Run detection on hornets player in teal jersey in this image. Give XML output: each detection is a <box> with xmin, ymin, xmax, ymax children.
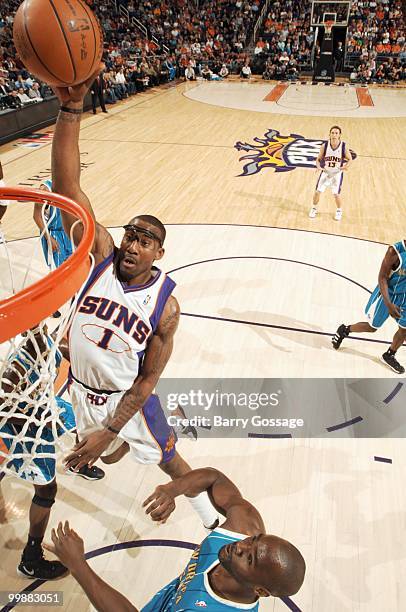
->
<box><xmin>33</xmin><ymin>179</ymin><xmax>73</xmax><ymax>318</ymax></box>
<box><xmin>33</xmin><ymin>178</ymin><xmax>73</xmax><ymax>269</ymax></box>
<box><xmin>45</xmin><ymin>468</ymin><xmax>306</xmax><ymax>610</ymax></box>
<box><xmin>332</xmin><ymin>240</ymin><xmax>406</xmax><ymax>373</ymax></box>
<box><xmin>0</xmin><ymin>325</ymin><xmax>74</xmax><ymax>580</ymax></box>
<box><xmin>0</xmin><ymin>325</ymin><xmax>104</xmax><ymax>580</ymax></box>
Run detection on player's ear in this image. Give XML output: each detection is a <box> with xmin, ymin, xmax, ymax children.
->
<box><xmin>154</xmin><ymin>246</ymin><xmax>165</xmax><ymax>261</ymax></box>
<box><xmin>254</xmin><ymin>586</ymin><xmax>271</xmax><ymax>598</ymax></box>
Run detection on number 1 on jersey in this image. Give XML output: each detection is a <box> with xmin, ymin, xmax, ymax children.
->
<box><xmin>98</xmin><ymin>328</ymin><xmax>114</xmax><ymax>350</ymax></box>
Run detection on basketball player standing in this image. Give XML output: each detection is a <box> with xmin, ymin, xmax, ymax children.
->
<box><xmin>49</xmin><ymin>70</ymin><xmax>218</xmax><ymax>530</ymax></box>
<box><xmin>309</xmin><ymin>126</ymin><xmax>352</xmax><ymax>221</ymax></box>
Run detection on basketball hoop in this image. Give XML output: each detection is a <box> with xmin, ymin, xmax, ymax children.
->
<box><xmin>324</xmin><ymin>20</ymin><xmax>334</xmax><ymax>35</ymax></box>
<box><xmin>0</xmin><ymin>187</ymin><xmax>95</xmax><ymax>481</ymax></box>
<box><xmin>0</xmin><ymin>187</ymin><xmax>95</xmax><ymax>343</ymax></box>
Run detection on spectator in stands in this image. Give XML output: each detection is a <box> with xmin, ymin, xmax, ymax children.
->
<box><xmin>219</xmin><ymin>63</ymin><xmax>229</xmax><ymax>78</ymax></box>
<box><xmin>27</xmin><ymin>82</ymin><xmax>43</xmax><ymax>101</ymax></box>
<box><xmin>240</xmin><ymin>59</ymin><xmax>252</xmax><ymax>79</ymax></box>
<box><xmin>8</xmin><ymin>90</ymin><xmax>22</xmax><ymax>109</ymax></box>
<box><xmin>184</xmin><ymin>62</ymin><xmax>196</xmax><ymax>81</ymax></box>
<box><xmin>162</xmin><ymin>56</ymin><xmax>176</xmax><ymax>81</ymax></box>
<box><xmin>114</xmin><ymin>68</ymin><xmax>128</xmax><ymax>97</ymax></box>
<box><xmin>201</xmin><ymin>64</ymin><xmax>211</xmax><ymax>80</ymax></box>
<box><xmin>16</xmin><ymin>86</ymin><xmax>33</xmax><ymax>105</ymax></box>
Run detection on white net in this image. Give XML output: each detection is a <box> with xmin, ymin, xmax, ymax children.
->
<box><xmin>0</xmin><ymin>195</ymin><xmax>93</xmax><ymax>482</ymax></box>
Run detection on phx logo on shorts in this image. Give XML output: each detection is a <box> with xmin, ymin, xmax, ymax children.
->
<box><xmin>235</xmin><ymin>128</ymin><xmax>357</xmax><ymax>176</ymax></box>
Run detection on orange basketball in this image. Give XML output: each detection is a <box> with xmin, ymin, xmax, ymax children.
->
<box><xmin>13</xmin><ymin>0</ymin><xmax>104</xmax><ymax>87</ymax></box>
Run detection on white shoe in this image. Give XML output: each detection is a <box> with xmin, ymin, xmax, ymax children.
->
<box><xmin>334</xmin><ymin>208</ymin><xmax>343</xmax><ymax>221</ymax></box>
<box><xmin>309</xmin><ymin>207</ymin><xmax>318</xmax><ymax>219</ymax></box>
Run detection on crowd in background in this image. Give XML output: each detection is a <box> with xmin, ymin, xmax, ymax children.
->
<box><xmin>346</xmin><ymin>0</ymin><xmax>405</xmax><ymax>82</ymax></box>
<box><xmin>254</xmin><ymin>0</ymin><xmax>314</xmax><ymax>79</ymax></box>
<box><xmin>0</xmin><ymin>0</ymin><xmax>404</xmax><ymax>112</ymax></box>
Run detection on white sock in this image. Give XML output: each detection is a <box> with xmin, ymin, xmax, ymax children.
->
<box><xmin>187</xmin><ymin>492</ymin><xmax>219</xmax><ymax>528</ymax></box>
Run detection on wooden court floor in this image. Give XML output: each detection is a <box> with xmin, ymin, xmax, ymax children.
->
<box><xmin>1</xmin><ymin>81</ymin><xmax>406</xmax><ymax>611</ymax></box>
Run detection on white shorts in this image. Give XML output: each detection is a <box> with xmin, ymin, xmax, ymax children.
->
<box><xmin>316</xmin><ymin>170</ymin><xmax>343</xmax><ymax>195</ymax></box>
<box><xmin>69</xmin><ymin>379</ymin><xmax>176</xmax><ymax>465</ymax></box>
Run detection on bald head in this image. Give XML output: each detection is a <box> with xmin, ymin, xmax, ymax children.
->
<box><xmin>218</xmin><ymin>533</ymin><xmax>305</xmax><ymax>599</ymax></box>
<box><xmin>258</xmin><ymin>535</ymin><xmax>305</xmax><ymax>597</ymax></box>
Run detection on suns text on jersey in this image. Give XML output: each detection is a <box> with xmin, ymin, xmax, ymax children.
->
<box><xmin>78</xmin><ymin>296</ymin><xmax>151</xmax><ymax>344</ymax></box>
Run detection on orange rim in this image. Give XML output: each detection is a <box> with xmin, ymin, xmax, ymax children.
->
<box><xmin>0</xmin><ymin>187</ymin><xmax>95</xmax><ymax>343</ymax></box>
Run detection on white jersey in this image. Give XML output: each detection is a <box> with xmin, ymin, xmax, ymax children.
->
<box><xmin>68</xmin><ymin>249</ymin><xmax>176</xmax><ymax>391</ymax></box>
<box><xmin>322</xmin><ymin>140</ymin><xmax>345</xmax><ymax>175</ymax></box>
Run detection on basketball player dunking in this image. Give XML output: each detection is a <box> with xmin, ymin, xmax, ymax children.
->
<box><xmin>45</xmin><ymin>468</ymin><xmax>306</xmax><ymax>610</ymax></box>
<box><xmin>309</xmin><ymin>126</ymin><xmax>352</xmax><ymax>221</ymax></box>
<box><xmin>49</xmin><ymin>70</ymin><xmax>218</xmax><ymax>530</ymax></box>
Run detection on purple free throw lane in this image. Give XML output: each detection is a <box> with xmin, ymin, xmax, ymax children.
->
<box><xmin>374</xmin><ymin>456</ymin><xmax>393</xmax><ymax>464</ymax></box>
<box><xmin>383</xmin><ymin>382</ymin><xmax>403</xmax><ymax>404</ymax></box>
<box><xmin>248</xmin><ymin>433</ymin><xmax>293</xmax><ymax>439</ymax></box>
<box><xmin>326</xmin><ymin>416</ymin><xmax>363</xmax><ymax>432</ymax></box>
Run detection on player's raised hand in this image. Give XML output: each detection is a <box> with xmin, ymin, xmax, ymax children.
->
<box><xmin>52</xmin><ymin>63</ymin><xmax>105</xmax><ymax>106</ymax></box>
<box><xmin>143</xmin><ymin>484</ymin><xmax>176</xmax><ymax>523</ymax></box>
<box><xmin>43</xmin><ymin>521</ymin><xmax>85</xmax><ymax>571</ymax></box>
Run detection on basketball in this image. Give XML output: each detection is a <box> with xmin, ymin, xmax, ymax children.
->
<box><xmin>12</xmin><ymin>0</ymin><xmax>103</xmax><ymax>87</ymax></box>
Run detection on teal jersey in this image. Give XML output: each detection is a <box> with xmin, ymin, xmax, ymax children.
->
<box><xmin>389</xmin><ymin>240</ymin><xmax>406</xmax><ymax>295</ymax></box>
<box><xmin>142</xmin><ymin>528</ymin><xmax>259</xmax><ymax>611</ymax></box>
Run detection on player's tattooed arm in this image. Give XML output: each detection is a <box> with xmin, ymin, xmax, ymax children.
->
<box><xmin>51</xmin><ymin>65</ymin><xmax>114</xmax><ymax>264</ymax></box>
<box><xmin>108</xmin><ymin>296</ymin><xmax>180</xmax><ymax>432</ymax></box>
<box><xmin>378</xmin><ymin>246</ymin><xmax>402</xmax><ymax>318</ymax></box>
<box><xmin>144</xmin><ymin>468</ymin><xmax>265</xmax><ymax>535</ymax></box>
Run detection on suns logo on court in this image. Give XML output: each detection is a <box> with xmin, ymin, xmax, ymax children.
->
<box><xmin>235</xmin><ymin>129</ymin><xmax>357</xmax><ymax>176</ymax></box>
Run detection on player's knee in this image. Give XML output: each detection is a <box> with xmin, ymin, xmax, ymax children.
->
<box><xmin>32</xmin><ymin>481</ymin><xmax>57</xmax><ymax>508</ymax></box>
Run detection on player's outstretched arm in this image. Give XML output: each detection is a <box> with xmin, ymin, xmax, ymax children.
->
<box><xmin>378</xmin><ymin>246</ymin><xmax>401</xmax><ymax>318</ymax></box>
<box><xmin>51</xmin><ymin>68</ymin><xmax>114</xmax><ymax>261</ymax></box>
<box><xmin>44</xmin><ymin>522</ymin><xmax>138</xmax><ymax>612</ymax></box>
<box><xmin>144</xmin><ymin>467</ymin><xmax>265</xmax><ymax>536</ymax></box>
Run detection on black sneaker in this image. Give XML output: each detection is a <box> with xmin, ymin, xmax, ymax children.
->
<box><xmin>17</xmin><ymin>554</ymin><xmax>68</xmax><ymax>580</ymax></box>
<box><xmin>67</xmin><ymin>464</ymin><xmax>105</xmax><ymax>480</ymax></box>
<box><xmin>381</xmin><ymin>351</ymin><xmax>405</xmax><ymax>374</ymax></box>
<box><xmin>332</xmin><ymin>324</ymin><xmax>349</xmax><ymax>350</ymax></box>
